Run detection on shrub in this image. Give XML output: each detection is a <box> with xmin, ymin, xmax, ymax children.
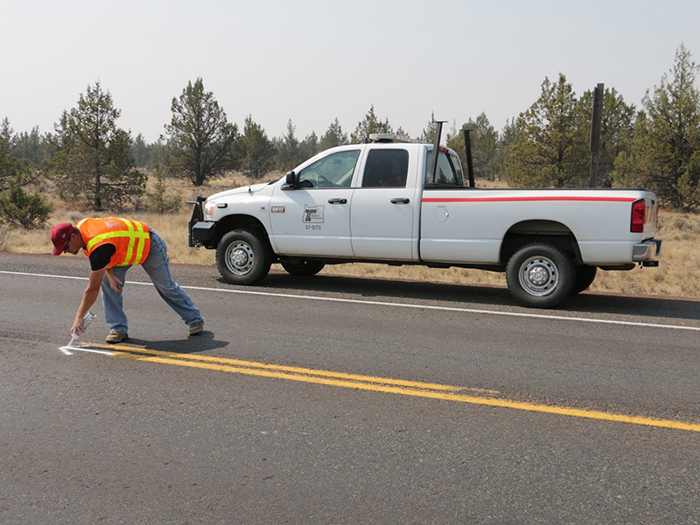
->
<box><xmin>146</xmin><ymin>169</ymin><xmax>181</xmax><ymax>214</ymax></box>
<box><xmin>0</xmin><ymin>175</ymin><xmax>53</xmax><ymax>228</ymax></box>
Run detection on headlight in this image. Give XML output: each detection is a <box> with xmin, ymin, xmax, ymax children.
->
<box><xmin>204</xmin><ymin>202</ymin><xmax>216</xmax><ymax>220</ymax></box>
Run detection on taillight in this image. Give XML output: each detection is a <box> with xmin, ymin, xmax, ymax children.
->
<box><xmin>631</xmin><ymin>199</ymin><xmax>645</xmax><ymax>233</ymax></box>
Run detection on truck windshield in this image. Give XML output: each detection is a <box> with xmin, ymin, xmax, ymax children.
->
<box><xmin>425</xmin><ymin>150</ymin><xmax>465</xmax><ymax>187</ymax></box>
<box><xmin>298</xmin><ymin>150</ymin><xmax>360</xmax><ymax>188</ymax></box>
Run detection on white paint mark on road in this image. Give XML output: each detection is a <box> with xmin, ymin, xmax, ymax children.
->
<box><xmin>58</xmin><ymin>344</ymin><xmax>114</xmax><ymax>356</ymax></box>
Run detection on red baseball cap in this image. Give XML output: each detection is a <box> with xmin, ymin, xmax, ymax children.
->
<box><xmin>51</xmin><ymin>222</ymin><xmax>74</xmax><ymax>255</ymax></box>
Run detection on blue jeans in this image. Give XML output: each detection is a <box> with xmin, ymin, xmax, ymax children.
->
<box><xmin>101</xmin><ymin>229</ymin><xmax>202</xmax><ymax>334</ymax></box>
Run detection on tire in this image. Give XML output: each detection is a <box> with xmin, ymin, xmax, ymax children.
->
<box><xmin>216</xmin><ymin>229</ymin><xmax>272</xmax><ymax>285</ymax></box>
<box><xmin>571</xmin><ymin>265</ymin><xmax>597</xmax><ymax>295</ymax></box>
<box><xmin>506</xmin><ymin>243</ymin><xmax>574</xmax><ymax>308</ymax></box>
<box><xmin>281</xmin><ymin>260</ymin><xmax>325</xmax><ymax>277</ymax></box>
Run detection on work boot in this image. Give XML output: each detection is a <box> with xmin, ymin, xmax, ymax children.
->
<box><xmin>105</xmin><ymin>330</ymin><xmax>128</xmax><ymax>344</ymax></box>
<box><xmin>189</xmin><ymin>320</ymin><xmax>204</xmax><ymax>336</ymax></box>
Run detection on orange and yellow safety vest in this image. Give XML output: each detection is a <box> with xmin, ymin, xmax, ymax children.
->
<box><xmin>76</xmin><ymin>218</ymin><xmax>151</xmax><ymax>268</ymax></box>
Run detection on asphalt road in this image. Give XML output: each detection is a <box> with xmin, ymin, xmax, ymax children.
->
<box><xmin>1</xmin><ymin>252</ymin><xmax>699</xmax><ymax>524</ymax></box>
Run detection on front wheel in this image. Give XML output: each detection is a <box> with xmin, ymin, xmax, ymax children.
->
<box><xmin>216</xmin><ymin>229</ymin><xmax>272</xmax><ymax>285</ymax></box>
<box><xmin>506</xmin><ymin>243</ymin><xmax>574</xmax><ymax>308</ymax></box>
<box><xmin>281</xmin><ymin>260</ymin><xmax>325</xmax><ymax>277</ymax></box>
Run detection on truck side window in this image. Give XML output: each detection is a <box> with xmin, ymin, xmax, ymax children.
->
<box><xmin>361</xmin><ymin>149</ymin><xmax>409</xmax><ymax>188</ymax></box>
<box><xmin>298</xmin><ymin>150</ymin><xmax>360</xmax><ymax>188</ymax></box>
<box><xmin>425</xmin><ymin>151</ymin><xmax>465</xmax><ymax>187</ymax></box>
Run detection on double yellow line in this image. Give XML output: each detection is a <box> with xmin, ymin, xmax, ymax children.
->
<box><xmin>92</xmin><ymin>343</ymin><xmax>700</xmax><ymax>433</ymax></box>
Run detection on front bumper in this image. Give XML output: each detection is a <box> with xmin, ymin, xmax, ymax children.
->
<box><xmin>188</xmin><ymin>197</ymin><xmax>215</xmax><ymax>247</ymax></box>
<box><xmin>633</xmin><ymin>239</ymin><xmax>662</xmax><ymax>265</ymax></box>
<box><xmin>190</xmin><ymin>221</ymin><xmax>216</xmax><ymax>246</ymax></box>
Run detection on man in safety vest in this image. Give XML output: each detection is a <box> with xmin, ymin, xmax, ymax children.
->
<box><xmin>50</xmin><ymin>217</ymin><xmax>204</xmax><ymax>343</ymax></box>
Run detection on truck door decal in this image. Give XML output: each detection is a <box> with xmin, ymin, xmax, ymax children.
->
<box><xmin>303</xmin><ymin>205</ymin><xmax>325</xmax><ymax>224</ymax></box>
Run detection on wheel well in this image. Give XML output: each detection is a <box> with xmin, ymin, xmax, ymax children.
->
<box><xmin>213</xmin><ymin>215</ymin><xmax>270</xmax><ymax>248</ymax></box>
<box><xmin>500</xmin><ymin>220</ymin><xmax>582</xmax><ymax>265</ymax></box>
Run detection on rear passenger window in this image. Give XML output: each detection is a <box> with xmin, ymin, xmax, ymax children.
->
<box><xmin>425</xmin><ymin>150</ymin><xmax>465</xmax><ymax>187</ymax></box>
<box><xmin>361</xmin><ymin>149</ymin><xmax>409</xmax><ymax>188</ymax></box>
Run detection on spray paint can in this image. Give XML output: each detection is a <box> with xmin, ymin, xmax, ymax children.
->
<box><xmin>68</xmin><ymin>311</ymin><xmax>97</xmax><ymax>347</ymax></box>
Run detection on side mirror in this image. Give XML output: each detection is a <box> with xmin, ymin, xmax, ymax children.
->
<box><xmin>285</xmin><ymin>170</ymin><xmax>298</xmax><ymax>189</ymax></box>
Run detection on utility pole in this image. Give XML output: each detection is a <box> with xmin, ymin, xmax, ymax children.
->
<box><xmin>589</xmin><ymin>83</ymin><xmax>604</xmax><ymax>187</ymax></box>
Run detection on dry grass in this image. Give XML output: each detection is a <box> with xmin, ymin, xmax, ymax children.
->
<box><xmin>587</xmin><ymin>211</ymin><xmax>700</xmax><ymax>298</ymax></box>
<box><xmin>4</xmin><ymin>173</ymin><xmax>699</xmax><ymax>300</ymax></box>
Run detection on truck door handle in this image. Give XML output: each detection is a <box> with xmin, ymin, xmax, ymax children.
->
<box><xmin>391</xmin><ymin>198</ymin><xmax>410</xmax><ymax>204</ymax></box>
<box><xmin>328</xmin><ymin>198</ymin><xmax>347</xmax><ymax>204</ymax></box>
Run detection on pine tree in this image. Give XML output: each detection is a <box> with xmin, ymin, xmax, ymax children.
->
<box><xmin>505</xmin><ymin>74</ymin><xmax>589</xmax><ymax>188</ymax></box>
<box><xmin>576</xmin><ymin>87</ymin><xmax>636</xmax><ymax>188</ymax></box>
<box><xmin>276</xmin><ymin>120</ymin><xmax>303</xmax><ymax>171</ymax></box>
<box><xmin>447</xmin><ymin>114</ymin><xmax>500</xmax><ymax>181</ymax></box>
<box><xmin>0</xmin><ymin>131</ymin><xmax>21</xmax><ymax>191</ymax></box>
<box><xmin>45</xmin><ymin>81</ymin><xmax>145</xmax><ymax>210</ymax></box>
<box><xmin>146</xmin><ymin>167</ymin><xmax>181</xmax><ymax>214</ymax></box>
<box><xmin>13</xmin><ymin>127</ymin><xmax>45</xmax><ymax>166</ymax></box>
<box><xmin>319</xmin><ymin>118</ymin><xmax>348</xmax><ymax>150</ymax></box>
<box><xmin>130</xmin><ymin>133</ymin><xmax>151</xmax><ymax>168</ymax></box>
<box><xmin>299</xmin><ymin>131</ymin><xmax>319</xmax><ymax>160</ymax></box>
<box><xmin>238</xmin><ymin>115</ymin><xmax>275</xmax><ymax>180</ymax></box>
<box><xmin>165</xmin><ymin>78</ymin><xmax>239</xmax><ymax>186</ymax></box>
<box><xmin>350</xmin><ymin>105</ymin><xmax>391</xmax><ymax>144</ymax></box>
<box><xmin>615</xmin><ymin>44</ymin><xmax>700</xmax><ymax>209</ymax></box>
<box><xmin>419</xmin><ymin>112</ymin><xmax>439</xmax><ymax>144</ymax></box>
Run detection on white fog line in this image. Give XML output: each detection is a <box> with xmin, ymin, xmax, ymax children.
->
<box><xmin>185</xmin><ymin>285</ymin><xmax>700</xmax><ymax>333</ymax></box>
<box><xmin>2</xmin><ymin>270</ymin><xmax>699</xmax><ymax>333</ymax></box>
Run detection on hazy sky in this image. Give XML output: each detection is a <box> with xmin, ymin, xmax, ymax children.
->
<box><xmin>2</xmin><ymin>0</ymin><xmax>700</xmax><ymax>143</ymax></box>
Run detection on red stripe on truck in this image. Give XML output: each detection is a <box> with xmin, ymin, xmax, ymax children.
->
<box><xmin>421</xmin><ymin>196</ymin><xmax>638</xmax><ymax>203</ymax></box>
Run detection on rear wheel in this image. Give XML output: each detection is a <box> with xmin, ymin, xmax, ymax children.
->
<box><xmin>281</xmin><ymin>259</ymin><xmax>325</xmax><ymax>277</ymax></box>
<box><xmin>506</xmin><ymin>243</ymin><xmax>574</xmax><ymax>308</ymax></box>
<box><xmin>571</xmin><ymin>265</ymin><xmax>598</xmax><ymax>295</ymax></box>
<box><xmin>216</xmin><ymin>229</ymin><xmax>272</xmax><ymax>285</ymax></box>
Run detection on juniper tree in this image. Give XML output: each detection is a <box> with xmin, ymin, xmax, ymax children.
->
<box><xmin>45</xmin><ymin>81</ymin><xmax>145</xmax><ymax>210</ymax></box>
<box><xmin>164</xmin><ymin>78</ymin><xmax>239</xmax><ymax>186</ymax></box>
<box><xmin>615</xmin><ymin>44</ymin><xmax>700</xmax><ymax>209</ymax></box>
<box><xmin>505</xmin><ymin>74</ymin><xmax>589</xmax><ymax>188</ymax></box>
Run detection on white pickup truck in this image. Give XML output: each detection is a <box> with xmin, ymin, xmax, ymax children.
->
<box><xmin>189</xmin><ymin>137</ymin><xmax>661</xmax><ymax>308</ymax></box>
